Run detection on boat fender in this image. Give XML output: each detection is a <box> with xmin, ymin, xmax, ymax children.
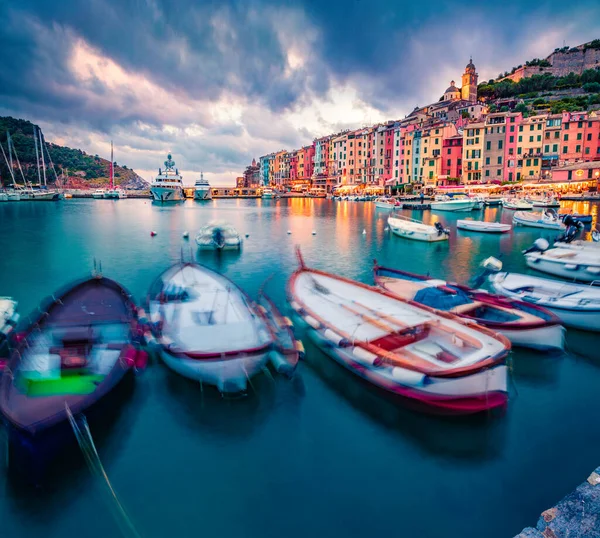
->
<box><xmin>323</xmin><ymin>329</ymin><xmax>346</xmax><ymax>346</ymax></box>
<box><xmin>564</xmin><ymin>264</ymin><xmax>578</xmax><ymax>271</ymax></box>
<box><xmin>295</xmin><ymin>340</ymin><xmax>305</xmax><ymax>359</ymax></box>
<box><xmin>391</xmin><ymin>367</ymin><xmax>426</xmax><ymax>387</ymax></box>
<box><xmin>282</xmin><ymin>316</ymin><xmax>294</xmax><ymax>328</ymax></box>
<box><xmin>351</xmin><ymin>347</ymin><xmax>378</xmax><ymax>365</ymax></box>
<box><xmin>312</xmin><ymin>230</ymin><xmax>316</xmax><ymax>235</ymax></box>
<box><xmin>303</xmin><ymin>315</ymin><xmax>321</xmax><ymax>330</ymax></box>
<box><xmin>182</xmin><ymin>232</ymin><xmax>189</xmax><ymax>239</ymax></box>
<box><xmin>123</xmin><ymin>347</ymin><xmax>137</xmax><ymax>368</ymax></box>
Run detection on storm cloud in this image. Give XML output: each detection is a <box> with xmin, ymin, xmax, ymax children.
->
<box><xmin>1</xmin><ymin>0</ymin><xmax>599</xmax><ymax>184</ymax></box>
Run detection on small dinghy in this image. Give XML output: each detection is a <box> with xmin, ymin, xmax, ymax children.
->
<box><xmin>148</xmin><ymin>263</ymin><xmax>294</xmax><ymax>393</ymax></box>
<box><xmin>195</xmin><ymin>221</ymin><xmax>242</xmax><ymax>250</ymax></box>
<box><xmin>502</xmin><ymin>198</ymin><xmax>533</xmax><ymax>210</ymax></box>
<box><xmin>288</xmin><ymin>250</ymin><xmax>510</xmax><ymax>415</ymax></box>
<box><xmin>374</xmin><ymin>197</ymin><xmax>399</xmax><ymax>209</ymax></box>
<box><xmin>457</xmin><ymin>219</ymin><xmax>511</xmax><ymax>233</ymax></box>
<box><xmin>388</xmin><ymin>215</ymin><xmax>449</xmax><ymax>242</ymax></box>
<box><xmin>0</xmin><ymin>275</ymin><xmax>144</xmax><ymax>480</ymax></box>
<box><xmin>374</xmin><ymin>264</ymin><xmax>564</xmax><ymax>351</ymax></box>
<box><xmin>430</xmin><ymin>196</ymin><xmax>475</xmax><ymax>212</ymax></box>
<box><xmin>524</xmin><ymin>239</ymin><xmax>600</xmax><ymax>282</ymax></box>
<box><xmin>0</xmin><ymin>297</ymin><xmax>19</xmax><ymax>361</ymax></box>
<box><xmin>513</xmin><ymin>210</ymin><xmax>564</xmax><ymax>230</ymax></box>
<box><xmin>531</xmin><ymin>196</ymin><xmax>560</xmax><ymax>208</ymax></box>
<box><xmin>489</xmin><ymin>272</ymin><xmax>600</xmax><ymax>332</ymax></box>
<box><xmin>554</xmin><ymin>239</ymin><xmax>600</xmax><ymax>251</ymax></box>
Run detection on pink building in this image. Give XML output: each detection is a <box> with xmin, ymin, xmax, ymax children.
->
<box><xmin>560</xmin><ymin>111</ymin><xmax>600</xmax><ymax>162</ymax></box>
<box><xmin>383</xmin><ymin>125</ymin><xmax>394</xmax><ymax>184</ymax></box>
<box><xmin>440</xmin><ymin>135</ymin><xmax>463</xmax><ymax>182</ymax></box>
<box><xmin>302</xmin><ymin>144</ymin><xmax>315</xmax><ymax>182</ymax></box>
<box><xmin>503</xmin><ymin>112</ymin><xmax>524</xmax><ymax>182</ymax></box>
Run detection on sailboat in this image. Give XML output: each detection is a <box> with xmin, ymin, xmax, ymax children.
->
<box><xmin>103</xmin><ymin>142</ymin><xmax>127</xmax><ymax>199</ymax></box>
<box><xmin>30</xmin><ymin>126</ymin><xmax>60</xmax><ymax>201</ymax></box>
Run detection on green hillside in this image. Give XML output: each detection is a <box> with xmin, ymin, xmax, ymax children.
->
<box><xmin>0</xmin><ymin>116</ymin><xmax>147</xmax><ymax>189</ymax></box>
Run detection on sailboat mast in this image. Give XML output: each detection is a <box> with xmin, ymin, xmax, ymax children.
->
<box><xmin>34</xmin><ymin>126</ymin><xmax>42</xmax><ymax>186</ymax></box>
<box><xmin>38</xmin><ymin>128</ymin><xmax>47</xmax><ymax>186</ymax></box>
<box><xmin>110</xmin><ymin>140</ymin><xmax>114</xmax><ymax>190</ymax></box>
<box><xmin>0</xmin><ymin>141</ymin><xmax>15</xmax><ymax>184</ymax></box>
<box><xmin>6</xmin><ymin>131</ymin><xmax>13</xmax><ymax>175</ymax></box>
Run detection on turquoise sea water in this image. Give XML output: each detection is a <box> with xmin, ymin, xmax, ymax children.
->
<box><xmin>0</xmin><ymin>198</ymin><xmax>599</xmax><ymax>538</ymax></box>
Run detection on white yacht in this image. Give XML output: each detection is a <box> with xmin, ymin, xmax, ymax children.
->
<box><xmin>193</xmin><ymin>172</ymin><xmax>212</xmax><ymax>200</ymax></box>
<box><xmin>261</xmin><ymin>187</ymin><xmax>275</xmax><ymax>199</ymax></box>
<box><xmin>150</xmin><ymin>153</ymin><xmax>185</xmax><ymax>202</ymax></box>
<box><xmin>92</xmin><ymin>189</ymin><xmax>106</xmax><ymax>199</ymax></box>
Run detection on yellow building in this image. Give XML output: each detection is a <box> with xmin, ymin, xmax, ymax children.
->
<box><xmin>462</xmin><ymin>122</ymin><xmax>485</xmax><ymax>182</ymax></box>
<box><xmin>516</xmin><ymin>114</ymin><xmax>546</xmax><ymax>180</ymax></box>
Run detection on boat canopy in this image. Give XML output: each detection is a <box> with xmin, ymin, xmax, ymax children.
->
<box><xmin>413</xmin><ymin>286</ymin><xmax>471</xmax><ymax>311</ymax></box>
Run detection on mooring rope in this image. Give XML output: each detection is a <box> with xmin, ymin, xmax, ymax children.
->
<box><xmin>65</xmin><ymin>404</ymin><xmax>142</xmax><ymax>538</ymax></box>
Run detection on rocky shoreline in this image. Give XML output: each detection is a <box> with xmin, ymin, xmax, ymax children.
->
<box><xmin>516</xmin><ymin>466</ymin><xmax>600</xmax><ymax>537</ymax></box>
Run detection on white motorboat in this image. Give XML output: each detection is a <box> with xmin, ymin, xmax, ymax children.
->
<box><xmin>489</xmin><ymin>272</ymin><xmax>600</xmax><ymax>332</ymax></box>
<box><xmin>195</xmin><ymin>221</ymin><xmax>242</xmax><ymax>250</ymax></box>
<box><xmin>193</xmin><ymin>172</ymin><xmax>212</xmax><ymax>200</ymax></box>
<box><xmin>531</xmin><ymin>196</ymin><xmax>560</xmax><ymax>208</ymax></box>
<box><xmin>388</xmin><ymin>215</ymin><xmax>449</xmax><ymax>242</ymax></box>
<box><xmin>104</xmin><ymin>189</ymin><xmax>127</xmax><ymax>199</ymax></box>
<box><xmin>513</xmin><ymin>210</ymin><xmax>565</xmax><ymax>230</ymax></box>
<box><xmin>374</xmin><ymin>197</ymin><xmax>399</xmax><ymax>209</ymax></box>
<box><xmin>147</xmin><ymin>263</ymin><xmax>275</xmax><ymax>392</ymax></box>
<box><xmin>554</xmin><ymin>240</ymin><xmax>600</xmax><ymax>251</ymax></box>
<box><xmin>430</xmin><ymin>196</ymin><xmax>475</xmax><ymax>212</ymax></box>
<box><xmin>261</xmin><ymin>187</ymin><xmax>275</xmax><ymax>199</ymax></box>
<box><xmin>471</xmin><ymin>196</ymin><xmax>485</xmax><ymax>210</ymax></box>
<box><xmin>150</xmin><ymin>154</ymin><xmax>185</xmax><ymax>202</ymax></box>
<box><xmin>457</xmin><ymin>220</ymin><xmax>512</xmax><ymax>233</ymax></box>
<box><xmin>288</xmin><ymin>250</ymin><xmax>511</xmax><ymax>415</ymax></box>
<box><xmin>92</xmin><ymin>189</ymin><xmax>106</xmax><ymax>199</ymax></box>
<box><xmin>0</xmin><ymin>192</ymin><xmax>8</xmax><ymax>202</ymax></box>
<box><xmin>484</xmin><ymin>196</ymin><xmax>503</xmax><ymax>206</ymax></box>
<box><xmin>374</xmin><ymin>264</ymin><xmax>564</xmax><ymax>351</ymax></box>
<box><xmin>0</xmin><ymin>297</ymin><xmax>19</xmax><ymax>359</ymax></box>
<box><xmin>524</xmin><ymin>238</ymin><xmax>600</xmax><ymax>282</ymax></box>
<box><xmin>502</xmin><ymin>198</ymin><xmax>533</xmax><ymax>210</ymax></box>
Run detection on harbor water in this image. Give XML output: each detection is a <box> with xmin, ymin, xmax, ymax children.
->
<box><xmin>0</xmin><ymin>198</ymin><xmax>599</xmax><ymax>538</ymax></box>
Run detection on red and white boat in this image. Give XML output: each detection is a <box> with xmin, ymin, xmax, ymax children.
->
<box><xmin>288</xmin><ymin>250</ymin><xmax>511</xmax><ymax>415</ymax></box>
<box><xmin>374</xmin><ymin>264</ymin><xmax>565</xmax><ymax>352</ymax></box>
<box><xmin>148</xmin><ymin>263</ymin><xmax>298</xmax><ymax>393</ymax></box>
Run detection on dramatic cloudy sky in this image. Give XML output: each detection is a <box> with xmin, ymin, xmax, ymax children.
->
<box><xmin>1</xmin><ymin>0</ymin><xmax>599</xmax><ymax>185</ymax></box>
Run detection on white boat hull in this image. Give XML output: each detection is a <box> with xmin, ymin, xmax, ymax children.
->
<box><xmin>160</xmin><ymin>349</ymin><xmax>269</xmax><ymax>392</ymax></box>
<box><xmin>388</xmin><ymin>217</ymin><xmax>448</xmax><ymax>242</ymax></box>
<box><xmin>194</xmin><ymin>188</ymin><xmax>212</xmax><ymax>200</ymax></box>
<box><xmin>430</xmin><ymin>201</ymin><xmax>475</xmax><ymax>212</ymax></box>
<box><xmin>151</xmin><ymin>186</ymin><xmax>184</xmax><ymax>202</ymax></box>
<box><xmin>457</xmin><ymin>220</ymin><xmax>511</xmax><ymax>233</ymax></box>
<box><xmin>513</xmin><ymin>212</ymin><xmax>564</xmax><ymax>230</ymax></box>
<box><xmin>525</xmin><ymin>253</ymin><xmax>600</xmax><ymax>282</ymax></box>
<box><xmin>496</xmin><ymin>324</ymin><xmax>565</xmax><ymax>352</ymax></box>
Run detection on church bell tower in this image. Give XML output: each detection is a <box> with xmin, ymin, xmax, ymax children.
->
<box><xmin>461</xmin><ymin>58</ymin><xmax>478</xmax><ymax>103</ymax></box>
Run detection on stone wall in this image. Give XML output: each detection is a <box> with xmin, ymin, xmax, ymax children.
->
<box><xmin>502</xmin><ymin>44</ymin><xmax>600</xmax><ymax>83</ymax></box>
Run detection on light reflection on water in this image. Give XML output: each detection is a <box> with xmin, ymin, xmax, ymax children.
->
<box><xmin>0</xmin><ymin>198</ymin><xmax>599</xmax><ymax>538</ymax></box>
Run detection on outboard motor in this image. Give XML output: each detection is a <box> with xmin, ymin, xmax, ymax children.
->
<box><xmin>523</xmin><ymin>237</ymin><xmax>550</xmax><ymax>254</ymax></box>
<box><xmin>434</xmin><ymin>221</ymin><xmax>450</xmax><ymax>237</ymax></box>
<box><xmin>556</xmin><ymin>214</ymin><xmax>583</xmax><ymax>244</ymax></box>
<box><xmin>470</xmin><ymin>256</ymin><xmax>503</xmax><ymax>288</ymax></box>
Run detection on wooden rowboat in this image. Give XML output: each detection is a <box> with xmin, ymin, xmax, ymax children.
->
<box><xmin>288</xmin><ymin>249</ymin><xmax>511</xmax><ymax>415</ymax></box>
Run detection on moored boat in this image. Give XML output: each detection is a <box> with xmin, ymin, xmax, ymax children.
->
<box><xmin>524</xmin><ymin>239</ymin><xmax>600</xmax><ymax>282</ymax></box>
<box><xmin>150</xmin><ymin>153</ymin><xmax>185</xmax><ymax>202</ymax></box>
<box><xmin>261</xmin><ymin>187</ymin><xmax>275</xmax><ymax>199</ymax></box>
<box><xmin>388</xmin><ymin>215</ymin><xmax>449</xmax><ymax>242</ymax></box>
<box><xmin>374</xmin><ymin>197</ymin><xmax>399</xmax><ymax>209</ymax></box>
<box><xmin>0</xmin><ymin>274</ymin><xmax>145</xmax><ymax>481</ymax></box>
<box><xmin>193</xmin><ymin>172</ymin><xmax>212</xmax><ymax>200</ymax></box>
<box><xmin>195</xmin><ymin>221</ymin><xmax>242</xmax><ymax>250</ymax></box>
<box><xmin>374</xmin><ymin>264</ymin><xmax>564</xmax><ymax>351</ymax></box>
<box><xmin>0</xmin><ymin>297</ymin><xmax>19</xmax><ymax>360</ymax></box>
<box><xmin>502</xmin><ymin>198</ymin><xmax>533</xmax><ymax>210</ymax></box>
<box><xmin>558</xmin><ymin>212</ymin><xmax>592</xmax><ymax>224</ymax></box>
<box><xmin>92</xmin><ymin>189</ymin><xmax>106</xmax><ymax>199</ymax></box>
<box><xmin>147</xmin><ymin>263</ymin><xmax>276</xmax><ymax>392</ymax></box>
<box><xmin>457</xmin><ymin>219</ymin><xmax>511</xmax><ymax>233</ymax></box>
<box><xmin>430</xmin><ymin>196</ymin><xmax>475</xmax><ymax>212</ymax></box>
<box><xmin>513</xmin><ymin>210</ymin><xmax>565</xmax><ymax>230</ymax></box>
<box><xmin>288</xmin><ymin>250</ymin><xmax>511</xmax><ymax>415</ymax></box>
<box><xmin>489</xmin><ymin>272</ymin><xmax>600</xmax><ymax>332</ymax></box>
<box><xmin>531</xmin><ymin>196</ymin><xmax>560</xmax><ymax>208</ymax></box>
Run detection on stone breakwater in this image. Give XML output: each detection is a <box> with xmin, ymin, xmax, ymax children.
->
<box><xmin>516</xmin><ymin>466</ymin><xmax>600</xmax><ymax>537</ymax></box>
